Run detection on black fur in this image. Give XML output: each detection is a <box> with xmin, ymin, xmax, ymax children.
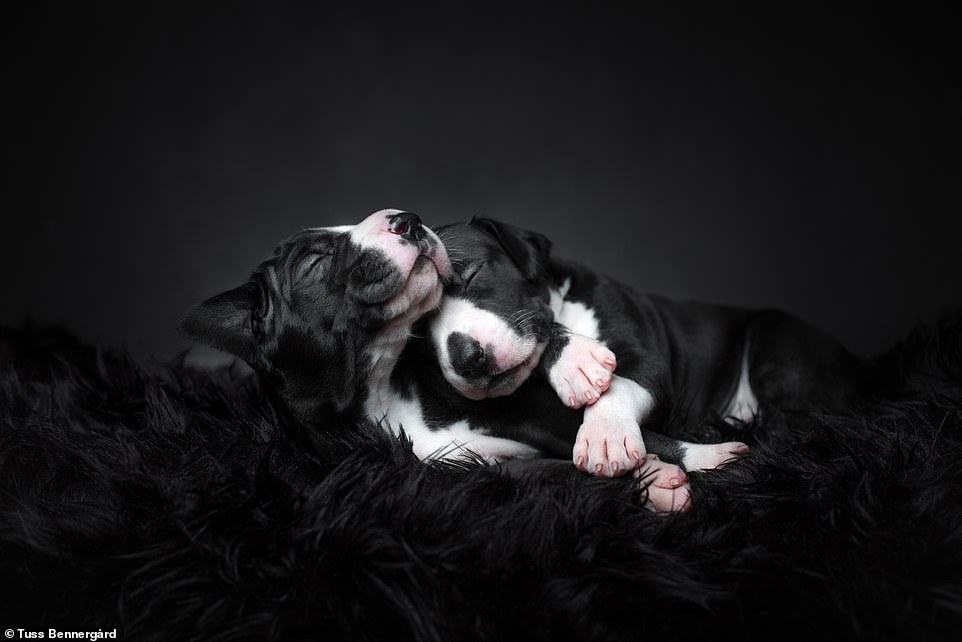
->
<box><xmin>469</xmin><ymin>217</ymin><xmax>553</xmax><ymax>285</ymax></box>
<box><xmin>2</xmin><ymin>318</ymin><xmax>961</xmax><ymax>640</ymax></box>
<box><xmin>441</xmin><ymin>218</ymin><xmax>556</xmax><ymax>341</ymax></box>
<box><xmin>180</xmin><ymin>227</ymin><xmax>385</xmax><ymax>418</ymax></box>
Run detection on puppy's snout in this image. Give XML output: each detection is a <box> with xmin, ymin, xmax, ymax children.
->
<box><xmin>387</xmin><ymin>212</ymin><xmax>425</xmax><ymax>242</ymax></box>
<box><xmin>447</xmin><ymin>332</ymin><xmax>487</xmax><ymax>378</ymax></box>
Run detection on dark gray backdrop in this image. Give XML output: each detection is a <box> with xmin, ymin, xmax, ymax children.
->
<box><xmin>5</xmin><ymin>4</ymin><xmax>960</xmax><ymax>359</ymax></box>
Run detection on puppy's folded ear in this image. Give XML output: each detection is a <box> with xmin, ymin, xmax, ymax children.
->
<box><xmin>271</xmin><ymin>328</ymin><xmax>359</xmax><ymax>418</ymax></box>
<box><xmin>180</xmin><ymin>282</ymin><xmax>261</xmax><ymax>363</ymax></box>
<box><xmin>471</xmin><ymin>217</ymin><xmax>552</xmax><ymax>282</ymax></box>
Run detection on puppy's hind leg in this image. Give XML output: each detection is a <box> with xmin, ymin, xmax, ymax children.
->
<box><xmin>642</xmin><ymin>429</ymin><xmax>750</xmax><ymax>472</ymax></box>
<box><xmin>678</xmin><ymin>442</ymin><xmax>750</xmax><ymax>472</ymax></box>
<box><xmin>747</xmin><ymin>309</ymin><xmax>874</xmax><ymax>414</ymax></box>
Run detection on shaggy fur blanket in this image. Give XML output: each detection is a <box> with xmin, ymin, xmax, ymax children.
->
<box><xmin>2</xmin><ymin>318</ymin><xmax>961</xmax><ymax>641</ymax></box>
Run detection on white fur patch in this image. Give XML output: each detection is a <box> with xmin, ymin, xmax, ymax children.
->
<box><xmin>723</xmin><ymin>343</ymin><xmax>759</xmax><ymax>424</ymax></box>
<box><xmin>680</xmin><ymin>443</ymin><xmax>719</xmax><ymax>471</ymax></box>
<box><xmin>550</xmin><ymin>280</ymin><xmax>602</xmax><ymax>341</ymax></box>
<box><xmin>679</xmin><ymin>442</ymin><xmax>748</xmax><ymax>472</ymax></box>
<box><xmin>348</xmin><ymin>208</ymin><xmax>403</xmax><ymax>243</ymax></box>
<box><xmin>322</xmin><ymin>224</ymin><xmax>355</xmax><ymax>234</ymax></box>
<box><xmin>366</xmin><ymin>389</ymin><xmax>540</xmax><ymax>462</ymax></box>
<box><xmin>586</xmin><ymin>375</ymin><xmax>656</xmax><ymax>427</ymax></box>
<box><xmin>549</xmin><ymin>277</ymin><xmax>572</xmax><ymax>315</ymax></box>
<box><xmin>299</xmin><ymin>224</ymin><xmax>355</xmax><ymax>235</ymax></box>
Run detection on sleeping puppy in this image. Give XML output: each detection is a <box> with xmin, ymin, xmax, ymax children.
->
<box><xmin>180</xmin><ymin>209</ymin><xmax>453</xmax><ymax>445</ymax></box>
<box><xmin>428</xmin><ymin>218</ymin><xmax>874</xmax><ymax>479</ymax></box>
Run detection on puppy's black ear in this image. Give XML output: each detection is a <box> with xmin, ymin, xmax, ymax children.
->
<box><xmin>270</xmin><ymin>328</ymin><xmax>359</xmax><ymax>421</ymax></box>
<box><xmin>180</xmin><ymin>282</ymin><xmax>261</xmax><ymax>363</ymax></box>
<box><xmin>471</xmin><ymin>217</ymin><xmax>552</xmax><ymax>282</ymax></box>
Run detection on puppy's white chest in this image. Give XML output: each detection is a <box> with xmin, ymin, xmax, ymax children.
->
<box><xmin>365</xmin><ymin>385</ymin><xmax>540</xmax><ymax>463</ymax></box>
<box><xmin>551</xmin><ymin>279</ymin><xmax>602</xmax><ymax>340</ymax></box>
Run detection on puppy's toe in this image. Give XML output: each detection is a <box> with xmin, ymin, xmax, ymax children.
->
<box><xmin>559</xmin><ymin>379</ymin><xmax>583</xmax><ymax>409</ymax></box>
<box><xmin>582</xmin><ymin>362</ymin><xmax>613</xmax><ymax>394</ymax></box>
<box><xmin>573</xmin><ymin>439</ymin><xmax>590</xmax><ymax>472</ymax></box>
<box><xmin>619</xmin><ymin>434</ymin><xmax>646</xmax><ymax>472</ymax></box>
<box><xmin>568</xmin><ymin>373</ymin><xmax>601</xmax><ymax>407</ymax></box>
<box><xmin>607</xmin><ymin>451</ymin><xmax>632</xmax><ymax>478</ymax></box>
<box><xmin>586</xmin><ymin>437</ymin><xmax>610</xmax><ymax>477</ymax></box>
<box><xmin>591</xmin><ymin>344</ymin><xmax>617</xmax><ymax>371</ymax></box>
<box><xmin>550</xmin><ymin>370</ymin><xmax>589</xmax><ymax>409</ymax></box>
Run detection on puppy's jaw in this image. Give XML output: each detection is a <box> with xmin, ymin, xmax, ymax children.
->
<box><xmin>381</xmin><ymin>257</ymin><xmax>445</xmax><ymax>324</ymax></box>
<box><xmin>482</xmin><ymin>341</ymin><xmax>546</xmax><ymax>398</ymax></box>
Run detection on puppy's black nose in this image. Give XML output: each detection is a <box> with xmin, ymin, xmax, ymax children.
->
<box><xmin>388</xmin><ymin>212</ymin><xmax>425</xmax><ymax>242</ymax></box>
<box><xmin>447</xmin><ymin>332</ymin><xmax>487</xmax><ymax>378</ymax></box>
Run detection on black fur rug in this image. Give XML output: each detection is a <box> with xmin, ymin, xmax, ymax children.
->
<box><xmin>2</xmin><ymin>318</ymin><xmax>962</xmax><ymax>641</ymax></box>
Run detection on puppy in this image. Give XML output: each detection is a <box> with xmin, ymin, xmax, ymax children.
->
<box><xmin>180</xmin><ymin>209</ymin><xmax>453</xmax><ymax>449</ymax></box>
<box><xmin>428</xmin><ymin>218</ymin><xmax>874</xmax><ymax>479</ymax></box>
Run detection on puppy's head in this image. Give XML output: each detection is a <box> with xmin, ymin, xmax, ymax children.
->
<box><xmin>181</xmin><ymin>209</ymin><xmax>452</xmax><ymax>421</ymax></box>
<box><xmin>431</xmin><ymin>217</ymin><xmax>554</xmax><ymax>400</ymax></box>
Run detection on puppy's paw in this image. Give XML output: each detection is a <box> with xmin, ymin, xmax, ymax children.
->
<box><xmin>636</xmin><ymin>455</ymin><xmax>692</xmax><ymax>513</ymax></box>
<box><xmin>682</xmin><ymin>441</ymin><xmax>750</xmax><ymax>472</ymax></box>
<box><xmin>548</xmin><ymin>334</ymin><xmax>617</xmax><ymax>409</ymax></box>
<box><xmin>572</xmin><ymin>415</ymin><xmax>644</xmax><ymax>478</ymax></box>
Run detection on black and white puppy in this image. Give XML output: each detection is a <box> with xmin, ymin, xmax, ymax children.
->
<box><xmin>180</xmin><ymin>209</ymin><xmax>453</xmax><ymax>444</ymax></box>
<box><xmin>427</xmin><ymin>218</ymin><xmax>873</xmax><ymax>480</ymax></box>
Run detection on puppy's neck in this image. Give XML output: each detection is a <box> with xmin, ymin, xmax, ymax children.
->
<box><xmin>364</xmin><ymin>324</ymin><xmax>409</xmax><ymax>420</ymax></box>
<box><xmin>362</xmin><ymin>286</ymin><xmax>443</xmax><ymax>423</ymax></box>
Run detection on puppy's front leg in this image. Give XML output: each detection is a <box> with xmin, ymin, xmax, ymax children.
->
<box><xmin>540</xmin><ymin>324</ymin><xmax>617</xmax><ymax>409</ymax></box>
<box><xmin>573</xmin><ymin>375</ymin><xmax>654</xmax><ymax>478</ymax></box>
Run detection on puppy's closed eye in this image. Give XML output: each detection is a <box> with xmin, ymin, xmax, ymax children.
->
<box><xmin>461</xmin><ymin>261</ymin><xmax>486</xmax><ymax>289</ymax></box>
<box><xmin>295</xmin><ymin>253</ymin><xmax>334</xmax><ymax>283</ymax></box>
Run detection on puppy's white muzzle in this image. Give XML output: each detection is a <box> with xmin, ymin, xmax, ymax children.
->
<box><xmin>430</xmin><ymin>297</ymin><xmax>546</xmax><ymax>399</ymax></box>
